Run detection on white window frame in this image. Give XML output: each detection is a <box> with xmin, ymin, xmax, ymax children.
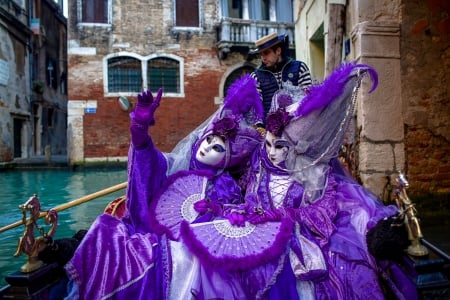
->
<box><xmin>77</xmin><ymin>0</ymin><xmax>113</xmax><ymax>26</ymax></box>
<box><xmin>145</xmin><ymin>53</ymin><xmax>185</xmax><ymax>98</ymax></box>
<box><xmin>172</xmin><ymin>0</ymin><xmax>203</xmax><ymax>32</ymax></box>
<box><xmin>103</xmin><ymin>52</ymin><xmax>184</xmax><ymax>98</ymax></box>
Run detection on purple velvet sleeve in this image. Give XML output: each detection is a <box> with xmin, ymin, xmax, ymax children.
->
<box><xmin>124</xmin><ymin>142</ymin><xmax>168</xmax><ymax>234</ymax></box>
<box><xmin>65</xmin><ymin>214</ymin><xmax>159</xmax><ymax>299</ymax></box>
<box><xmin>130</xmin><ymin>117</ymin><xmax>152</xmax><ymax>150</ymax></box>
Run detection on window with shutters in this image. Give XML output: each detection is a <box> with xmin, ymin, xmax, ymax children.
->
<box><xmin>80</xmin><ymin>0</ymin><xmax>109</xmax><ymax>24</ymax></box>
<box><xmin>175</xmin><ymin>0</ymin><xmax>200</xmax><ymax>27</ymax></box>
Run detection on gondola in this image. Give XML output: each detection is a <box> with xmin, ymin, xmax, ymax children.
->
<box><xmin>0</xmin><ymin>172</ymin><xmax>448</xmax><ymax>300</ymax></box>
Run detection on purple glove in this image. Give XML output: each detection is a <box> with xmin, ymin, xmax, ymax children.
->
<box><xmin>247</xmin><ymin>208</ymin><xmax>285</xmax><ymax>225</ymax></box>
<box><xmin>130</xmin><ymin>88</ymin><xmax>163</xmax><ymax>149</ymax></box>
<box><xmin>194</xmin><ymin>199</ymin><xmax>222</xmax><ymax>216</ymax></box>
<box><xmin>226</xmin><ymin>211</ymin><xmax>246</xmax><ymax>227</ymax></box>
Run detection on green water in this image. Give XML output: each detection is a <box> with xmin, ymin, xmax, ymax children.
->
<box><xmin>0</xmin><ymin>169</ymin><xmax>128</xmax><ymax>286</ymax></box>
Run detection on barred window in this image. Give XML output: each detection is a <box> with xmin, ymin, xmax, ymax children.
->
<box><xmin>147</xmin><ymin>58</ymin><xmax>180</xmax><ymax>94</ymax></box>
<box><xmin>107</xmin><ymin>56</ymin><xmax>142</xmax><ymax>93</ymax></box>
<box><xmin>105</xmin><ymin>53</ymin><xmax>183</xmax><ymax>96</ymax></box>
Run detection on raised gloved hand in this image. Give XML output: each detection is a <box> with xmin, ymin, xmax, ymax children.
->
<box><xmin>130</xmin><ymin>88</ymin><xmax>163</xmax><ymax>149</ymax></box>
<box><xmin>194</xmin><ymin>199</ymin><xmax>223</xmax><ymax>216</ymax></box>
<box><xmin>247</xmin><ymin>208</ymin><xmax>286</xmax><ymax>225</ymax></box>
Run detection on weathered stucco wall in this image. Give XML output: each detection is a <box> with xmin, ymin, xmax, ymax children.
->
<box><xmin>0</xmin><ymin>25</ymin><xmax>32</xmax><ymax>161</ymax></box>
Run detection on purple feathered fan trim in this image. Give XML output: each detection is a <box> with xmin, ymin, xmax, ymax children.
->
<box><xmin>179</xmin><ymin>218</ymin><xmax>294</xmax><ymax>271</ymax></box>
<box><xmin>149</xmin><ymin>169</ymin><xmax>215</xmax><ymax>240</ymax></box>
<box><xmin>295</xmin><ymin>62</ymin><xmax>378</xmax><ymax>117</ymax></box>
<box><xmin>223</xmin><ymin>74</ymin><xmax>264</xmax><ymax>121</ymax></box>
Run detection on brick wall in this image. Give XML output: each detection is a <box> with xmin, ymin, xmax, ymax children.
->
<box><xmin>401</xmin><ymin>0</ymin><xmax>450</xmax><ymax>196</ymax></box>
<box><xmin>67</xmin><ymin>1</ymin><xmax>252</xmax><ymax>161</ymax></box>
<box><xmin>68</xmin><ymin>48</ymin><xmax>241</xmax><ymax>158</ymax></box>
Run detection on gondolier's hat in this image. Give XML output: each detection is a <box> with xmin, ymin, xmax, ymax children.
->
<box><xmin>250</xmin><ymin>32</ymin><xmax>287</xmax><ymax>54</ymax></box>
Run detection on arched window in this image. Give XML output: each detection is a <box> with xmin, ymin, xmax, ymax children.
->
<box><xmin>147</xmin><ymin>57</ymin><xmax>180</xmax><ymax>94</ymax></box>
<box><xmin>107</xmin><ymin>56</ymin><xmax>142</xmax><ymax>93</ymax></box>
<box><xmin>104</xmin><ymin>53</ymin><xmax>184</xmax><ymax>97</ymax></box>
<box><xmin>223</xmin><ymin>65</ymin><xmax>255</xmax><ymax>97</ymax></box>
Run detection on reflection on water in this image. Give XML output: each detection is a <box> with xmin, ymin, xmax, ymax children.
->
<box><xmin>0</xmin><ymin>169</ymin><xmax>127</xmax><ymax>286</ymax></box>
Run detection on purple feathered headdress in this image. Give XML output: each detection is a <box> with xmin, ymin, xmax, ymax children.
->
<box><xmin>222</xmin><ymin>74</ymin><xmax>264</xmax><ymax>124</ymax></box>
<box><xmin>281</xmin><ymin>62</ymin><xmax>379</xmax><ymax>168</ymax></box>
<box><xmin>193</xmin><ymin>74</ymin><xmax>264</xmax><ymax>171</ymax></box>
<box><xmin>212</xmin><ymin>115</ymin><xmax>239</xmax><ymax>140</ymax></box>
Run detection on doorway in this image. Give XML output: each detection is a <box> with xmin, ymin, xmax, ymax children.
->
<box><xmin>13</xmin><ymin>118</ymin><xmax>23</xmax><ymax>158</ymax></box>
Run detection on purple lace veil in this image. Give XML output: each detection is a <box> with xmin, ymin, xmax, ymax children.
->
<box><xmin>270</xmin><ymin>62</ymin><xmax>378</xmax><ymax>205</ymax></box>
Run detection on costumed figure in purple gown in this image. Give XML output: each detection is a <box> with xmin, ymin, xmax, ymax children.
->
<box><xmin>64</xmin><ymin>74</ymin><xmax>265</xmax><ymax>299</ymax></box>
<box><xmin>180</xmin><ymin>63</ymin><xmax>413</xmax><ymax>299</ymax></box>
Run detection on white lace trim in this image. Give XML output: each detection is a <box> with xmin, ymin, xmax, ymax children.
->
<box><xmin>212</xmin><ymin>220</ymin><xmax>256</xmax><ymax>238</ymax></box>
<box><xmin>181</xmin><ymin>193</ymin><xmax>202</xmax><ymax>222</ymax></box>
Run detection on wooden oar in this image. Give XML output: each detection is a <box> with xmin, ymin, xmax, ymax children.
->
<box><xmin>0</xmin><ymin>181</ymin><xmax>128</xmax><ymax>233</ymax></box>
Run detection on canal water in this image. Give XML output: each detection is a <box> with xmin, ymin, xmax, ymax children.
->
<box><xmin>0</xmin><ymin>169</ymin><xmax>127</xmax><ymax>286</ymax></box>
<box><xmin>0</xmin><ymin>169</ymin><xmax>448</xmax><ymax>288</ymax></box>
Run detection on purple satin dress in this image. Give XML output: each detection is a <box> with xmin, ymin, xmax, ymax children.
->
<box><xmin>233</xmin><ymin>150</ymin><xmax>401</xmax><ymax>299</ymax></box>
<box><xmin>65</xmin><ymin>140</ymin><xmax>247</xmax><ymax>299</ymax></box>
<box><xmin>65</xmin><ymin>143</ymin><xmax>169</xmax><ymax>299</ymax></box>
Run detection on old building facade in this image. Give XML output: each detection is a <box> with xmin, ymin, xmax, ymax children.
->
<box><xmin>0</xmin><ymin>0</ymin><xmax>67</xmax><ymax>162</ymax></box>
<box><xmin>67</xmin><ymin>0</ymin><xmax>295</xmax><ymax>165</ymax></box>
<box><xmin>295</xmin><ymin>0</ymin><xmax>449</xmax><ymax>197</ymax></box>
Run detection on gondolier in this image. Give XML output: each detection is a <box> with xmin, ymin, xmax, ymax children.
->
<box><xmin>250</xmin><ymin>32</ymin><xmax>312</xmax><ymax>118</ymax></box>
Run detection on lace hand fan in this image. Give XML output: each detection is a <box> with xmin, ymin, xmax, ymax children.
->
<box><xmin>180</xmin><ymin>218</ymin><xmax>294</xmax><ymax>271</ymax></box>
<box><xmin>151</xmin><ymin>170</ymin><xmax>209</xmax><ymax>240</ymax></box>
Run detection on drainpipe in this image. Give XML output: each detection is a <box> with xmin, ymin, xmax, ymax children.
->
<box><xmin>325</xmin><ymin>0</ymin><xmax>346</xmax><ymax>76</ymax></box>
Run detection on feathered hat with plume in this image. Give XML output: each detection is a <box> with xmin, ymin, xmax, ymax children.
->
<box><xmin>276</xmin><ymin>62</ymin><xmax>378</xmax><ymax>203</ymax></box>
<box><xmin>283</xmin><ymin>62</ymin><xmax>377</xmax><ymax>166</ymax></box>
<box><xmin>192</xmin><ymin>74</ymin><xmax>264</xmax><ymax>171</ymax></box>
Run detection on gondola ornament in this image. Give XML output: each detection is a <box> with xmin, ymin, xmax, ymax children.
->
<box><xmin>13</xmin><ymin>194</ymin><xmax>58</xmax><ymax>273</ymax></box>
<box><xmin>394</xmin><ymin>171</ymin><xmax>428</xmax><ymax>257</ymax></box>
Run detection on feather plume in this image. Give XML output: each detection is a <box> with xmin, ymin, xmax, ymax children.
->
<box><xmin>295</xmin><ymin>62</ymin><xmax>378</xmax><ymax>117</ymax></box>
<box><xmin>223</xmin><ymin>74</ymin><xmax>264</xmax><ymax>121</ymax></box>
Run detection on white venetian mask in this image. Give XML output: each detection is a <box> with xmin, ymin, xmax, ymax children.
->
<box><xmin>195</xmin><ymin>134</ymin><xmax>227</xmax><ymax>167</ymax></box>
<box><xmin>265</xmin><ymin>131</ymin><xmax>289</xmax><ymax>166</ymax></box>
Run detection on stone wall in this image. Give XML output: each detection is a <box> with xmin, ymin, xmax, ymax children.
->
<box><xmin>348</xmin><ymin>0</ymin><xmax>404</xmax><ymax>197</ymax></box>
<box><xmin>295</xmin><ymin>0</ymin><xmax>449</xmax><ymax>198</ymax></box>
